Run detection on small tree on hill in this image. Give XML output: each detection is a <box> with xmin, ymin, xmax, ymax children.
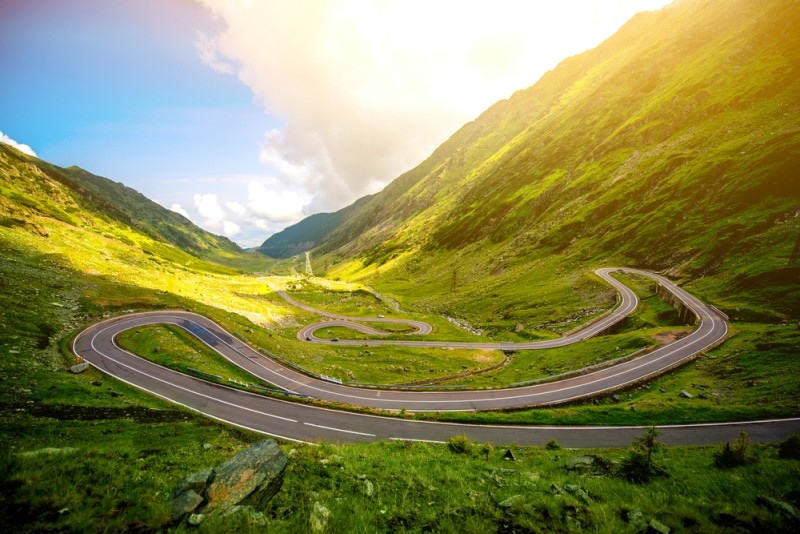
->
<box><xmin>617</xmin><ymin>425</ymin><xmax>668</xmax><ymax>483</ymax></box>
<box><xmin>714</xmin><ymin>431</ymin><xmax>758</xmax><ymax>468</ymax></box>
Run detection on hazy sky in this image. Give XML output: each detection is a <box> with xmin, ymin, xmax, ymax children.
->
<box><xmin>1</xmin><ymin>0</ymin><xmax>672</xmax><ymax>247</ymax></box>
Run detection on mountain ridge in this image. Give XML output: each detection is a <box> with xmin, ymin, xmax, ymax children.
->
<box><xmin>261</xmin><ymin>0</ymin><xmax>800</xmax><ymax>321</ymax></box>
<box><xmin>0</xmin><ymin>142</ymin><xmax>242</xmax><ymax>261</ymax></box>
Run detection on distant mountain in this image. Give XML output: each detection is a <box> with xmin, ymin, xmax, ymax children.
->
<box><xmin>258</xmin><ymin>195</ymin><xmax>372</xmax><ymax>258</ymax></box>
<box><xmin>277</xmin><ymin>0</ymin><xmax>800</xmax><ymax>317</ymax></box>
<box><xmin>0</xmin><ymin>143</ymin><xmax>241</xmax><ymax>259</ymax></box>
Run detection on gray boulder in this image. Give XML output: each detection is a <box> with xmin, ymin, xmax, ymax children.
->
<box><xmin>170</xmin><ymin>489</ymin><xmax>204</xmax><ymax>521</ymax></box>
<box><xmin>679</xmin><ymin>390</ymin><xmax>693</xmax><ymax>399</ymax></box>
<box><xmin>69</xmin><ymin>362</ymin><xmax>89</xmax><ymax>374</ymax></box>
<box><xmin>172</xmin><ymin>468</ymin><xmax>214</xmax><ymax>499</ymax></box>
<box><xmin>648</xmin><ymin>518</ymin><xmax>671</xmax><ymax>533</ymax></box>
<box><xmin>204</xmin><ymin>439</ymin><xmax>287</xmax><ymax>511</ymax></box>
<box><xmin>310</xmin><ymin>501</ymin><xmax>331</xmax><ymax>533</ymax></box>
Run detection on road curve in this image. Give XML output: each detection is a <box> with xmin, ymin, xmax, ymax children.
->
<box><xmin>71</xmin><ymin>268</ymin><xmax>800</xmax><ymax>445</ymax></box>
<box><xmin>285</xmin><ymin>268</ymin><xmax>636</xmax><ymax>347</ymax></box>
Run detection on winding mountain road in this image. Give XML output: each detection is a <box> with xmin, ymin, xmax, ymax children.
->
<box><xmin>72</xmin><ymin>268</ymin><xmax>800</xmax><ymax>445</ymax></box>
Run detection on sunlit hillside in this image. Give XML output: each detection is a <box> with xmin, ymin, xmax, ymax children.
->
<box><xmin>268</xmin><ymin>0</ymin><xmax>800</xmax><ymax>330</ymax></box>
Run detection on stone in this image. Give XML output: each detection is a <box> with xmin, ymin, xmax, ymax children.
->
<box><xmin>202</xmin><ymin>443</ymin><xmax>212</xmax><ymax>451</ymax></box>
<box><xmin>310</xmin><ymin>501</ymin><xmax>331</xmax><ymax>533</ymax></box>
<box><xmin>564</xmin><ymin>483</ymin><xmax>593</xmax><ymax>505</ymax></box>
<box><xmin>648</xmin><ymin>518</ymin><xmax>671</xmax><ymax>533</ymax></box>
<box><xmin>502</xmin><ymin>449</ymin><xmax>517</xmax><ymax>461</ymax></box>
<box><xmin>363</xmin><ymin>478</ymin><xmax>374</xmax><ymax>498</ymax></box>
<box><xmin>611</xmin><ymin>394</ymin><xmax>622</xmax><ymax>403</ymax></box>
<box><xmin>204</xmin><ymin>439</ymin><xmax>287</xmax><ymax>511</ymax></box>
<box><xmin>565</xmin><ymin>455</ymin><xmax>594</xmax><ymax>472</ymax></box>
<box><xmin>624</xmin><ymin>509</ymin><xmax>645</xmax><ymax>529</ymax></box>
<box><xmin>679</xmin><ymin>390</ymin><xmax>693</xmax><ymax>399</ymax></box>
<box><xmin>170</xmin><ymin>489</ymin><xmax>204</xmax><ymax>521</ymax></box>
<box><xmin>498</xmin><ymin>494</ymin><xmax>525</xmax><ymax>508</ymax></box>
<box><xmin>172</xmin><ymin>468</ymin><xmax>214</xmax><ymax>499</ymax></box>
<box><xmin>68</xmin><ymin>362</ymin><xmax>89</xmax><ymax>374</ymax></box>
<box><xmin>187</xmin><ymin>513</ymin><xmax>205</xmax><ymax>526</ymax></box>
<box><xmin>756</xmin><ymin>495</ymin><xmax>800</xmax><ymax>524</ymax></box>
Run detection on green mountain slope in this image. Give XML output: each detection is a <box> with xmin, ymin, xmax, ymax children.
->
<box><xmin>279</xmin><ymin>0</ymin><xmax>800</xmax><ymax>323</ymax></box>
<box><xmin>258</xmin><ymin>195</ymin><xmax>373</xmax><ymax>258</ymax></box>
<box><xmin>0</xmin><ymin>143</ymin><xmax>241</xmax><ymax>260</ymax></box>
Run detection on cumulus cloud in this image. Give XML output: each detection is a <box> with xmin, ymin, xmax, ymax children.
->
<box><xmin>169</xmin><ymin>203</ymin><xmax>191</xmax><ymax>218</ymax></box>
<box><xmin>247</xmin><ymin>181</ymin><xmax>312</xmax><ymax>223</ymax></box>
<box><xmin>0</xmin><ymin>130</ymin><xmax>37</xmax><ymax>157</ymax></box>
<box><xmin>194</xmin><ymin>0</ymin><xmax>669</xmax><ymax>216</ymax></box>
<box><xmin>193</xmin><ymin>192</ymin><xmax>241</xmax><ymax>237</ymax></box>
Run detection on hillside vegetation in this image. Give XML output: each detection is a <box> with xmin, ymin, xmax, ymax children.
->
<box><xmin>268</xmin><ymin>0</ymin><xmax>800</xmax><ymax>329</ymax></box>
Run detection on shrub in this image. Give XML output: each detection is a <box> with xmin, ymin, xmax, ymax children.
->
<box><xmin>545</xmin><ymin>439</ymin><xmax>561</xmax><ymax>450</ymax></box>
<box><xmin>448</xmin><ymin>434</ymin><xmax>473</xmax><ymax>454</ymax></box>
<box><xmin>617</xmin><ymin>425</ymin><xmax>668</xmax><ymax>483</ymax></box>
<box><xmin>714</xmin><ymin>431</ymin><xmax>757</xmax><ymax>468</ymax></box>
<box><xmin>778</xmin><ymin>433</ymin><xmax>800</xmax><ymax>460</ymax></box>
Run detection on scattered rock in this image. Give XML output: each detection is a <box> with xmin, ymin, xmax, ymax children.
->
<box><xmin>204</xmin><ymin>439</ymin><xmax>287</xmax><ymax>511</ymax></box>
<box><xmin>91</xmin><ymin>381</ymin><xmax>102</xmax><ymax>387</ymax></box>
<box><xmin>565</xmin><ymin>455</ymin><xmax>594</xmax><ymax>472</ymax></box>
<box><xmin>498</xmin><ymin>494</ymin><xmax>525</xmax><ymax>508</ymax></box>
<box><xmin>756</xmin><ymin>495</ymin><xmax>800</xmax><ymax>524</ymax></box>
<box><xmin>310</xmin><ymin>501</ymin><xmax>331</xmax><ymax>533</ymax></box>
<box><xmin>187</xmin><ymin>513</ymin><xmax>205</xmax><ymax>526</ymax></box>
<box><xmin>623</xmin><ymin>509</ymin><xmax>646</xmax><ymax>530</ymax></box>
<box><xmin>170</xmin><ymin>489</ymin><xmax>204</xmax><ymax>521</ymax></box>
<box><xmin>679</xmin><ymin>390</ymin><xmax>693</xmax><ymax>399</ymax></box>
<box><xmin>68</xmin><ymin>362</ymin><xmax>89</xmax><ymax>374</ymax></box>
<box><xmin>202</xmin><ymin>443</ymin><xmax>212</xmax><ymax>451</ymax></box>
<box><xmin>564</xmin><ymin>484</ymin><xmax>593</xmax><ymax>505</ymax></box>
<box><xmin>173</xmin><ymin>468</ymin><xmax>214</xmax><ymax>499</ymax></box>
<box><xmin>363</xmin><ymin>478</ymin><xmax>374</xmax><ymax>498</ymax></box>
<box><xmin>648</xmin><ymin>518</ymin><xmax>671</xmax><ymax>533</ymax></box>
<box><xmin>611</xmin><ymin>394</ymin><xmax>622</xmax><ymax>403</ymax></box>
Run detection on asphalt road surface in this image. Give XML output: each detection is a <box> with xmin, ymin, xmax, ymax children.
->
<box><xmin>72</xmin><ymin>268</ymin><xmax>800</xmax><ymax>445</ymax></box>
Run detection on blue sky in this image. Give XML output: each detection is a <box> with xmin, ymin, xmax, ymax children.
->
<box><xmin>1</xmin><ymin>0</ymin><xmax>671</xmax><ymax>247</ymax></box>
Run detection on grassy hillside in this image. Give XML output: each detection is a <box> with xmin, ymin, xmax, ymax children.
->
<box><xmin>258</xmin><ymin>195</ymin><xmax>373</xmax><ymax>258</ymax></box>
<box><xmin>0</xmin><ymin>144</ymin><xmax>243</xmax><ymax>263</ymax></box>
<box><xmin>282</xmin><ymin>0</ymin><xmax>800</xmax><ymax>330</ymax></box>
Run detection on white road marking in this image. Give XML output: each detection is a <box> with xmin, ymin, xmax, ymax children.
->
<box><xmin>303</xmin><ymin>422</ymin><xmax>376</xmax><ymax>437</ymax></box>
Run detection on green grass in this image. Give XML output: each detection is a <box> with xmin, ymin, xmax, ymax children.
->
<box><xmin>116</xmin><ymin>325</ymin><xmax>280</xmax><ymax>391</ymax></box>
<box><xmin>4</xmin><ymin>425</ymin><xmax>800</xmax><ymax>532</ymax></box>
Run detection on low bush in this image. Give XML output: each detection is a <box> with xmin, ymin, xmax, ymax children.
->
<box><xmin>714</xmin><ymin>432</ymin><xmax>758</xmax><ymax>468</ymax></box>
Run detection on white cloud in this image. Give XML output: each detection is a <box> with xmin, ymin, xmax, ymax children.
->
<box><xmin>247</xmin><ymin>181</ymin><xmax>311</xmax><ymax>223</ymax></box>
<box><xmin>222</xmin><ymin>220</ymin><xmax>241</xmax><ymax>237</ymax></box>
<box><xmin>195</xmin><ymin>31</ymin><xmax>235</xmax><ymax>75</ymax></box>
<box><xmin>195</xmin><ymin>0</ymin><xmax>671</xmax><ymax>216</ymax></box>
<box><xmin>169</xmin><ymin>203</ymin><xmax>191</xmax><ymax>218</ymax></box>
<box><xmin>194</xmin><ymin>193</ymin><xmax>225</xmax><ymax>221</ymax></box>
<box><xmin>225</xmin><ymin>200</ymin><xmax>247</xmax><ymax>217</ymax></box>
<box><xmin>0</xmin><ymin>131</ymin><xmax>37</xmax><ymax>157</ymax></box>
<box><xmin>192</xmin><ymin>192</ymin><xmax>241</xmax><ymax>237</ymax></box>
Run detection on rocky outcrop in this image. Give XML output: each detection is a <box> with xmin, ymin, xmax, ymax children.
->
<box><xmin>169</xmin><ymin>439</ymin><xmax>287</xmax><ymax>522</ymax></box>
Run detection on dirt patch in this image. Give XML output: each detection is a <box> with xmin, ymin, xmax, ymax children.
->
<box><xmin>473</xmin><ymin>350</ymin><xmax>497</xmax><ymax>363</ymax></box>
<box><xmin>0</xmin><ymin>402</ymin><xmax>191</xmax><ymax>423</ymax></box>
<box><xmin>651</xmin><ymin>330</ymin><xmax>690</xmax><ymax>345</ymax></box>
